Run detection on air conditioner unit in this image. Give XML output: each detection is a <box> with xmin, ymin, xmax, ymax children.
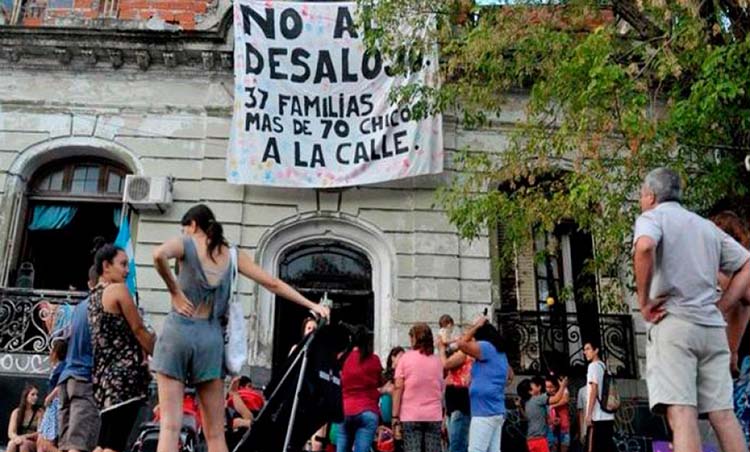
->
<box><xmin>123</xmin><ymin>175</ymin><xmax>173</xmax><ymax>210</ymax></box>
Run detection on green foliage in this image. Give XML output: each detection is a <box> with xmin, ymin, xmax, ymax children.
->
<box><xmin>359</xmin><ymin>0</ymin><xmax>750</xmax><ymax>308</ymax></box>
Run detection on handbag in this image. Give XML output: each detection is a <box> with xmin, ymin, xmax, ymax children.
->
<box><xmin>224</xmin><ymin>246</ymin><xmax>248</xmax><ymax>375</ymax></box>
<box><xmin>375</xmin><ymin>426</ymin><xmax>395</xmax><ymax>452</ymax></box>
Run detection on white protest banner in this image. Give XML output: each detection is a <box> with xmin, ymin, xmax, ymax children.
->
<box><xmin>227</xmin><ymin>0</ymin><xmax>443</xmax><ymax>188</ymax></box>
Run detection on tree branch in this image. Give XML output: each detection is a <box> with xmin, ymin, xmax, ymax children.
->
<box><xmin>611</xmin><ymin>0</ymin><xmax>664</xmax><ymax>39</ymax></box>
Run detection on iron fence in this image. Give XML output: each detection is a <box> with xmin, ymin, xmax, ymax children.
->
<box><xmin>496</xmin><ymin>310</ymin><xmax>638</xmax><ymax>379</ymax></box>
<box><xmin>0</xmin><ymin>287</ymin><xmax>86</xmax><ymax>355</ymax></box>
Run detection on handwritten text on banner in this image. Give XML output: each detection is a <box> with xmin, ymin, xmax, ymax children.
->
<box><xmin>227</xmin><ymin>0</ymin><xmax>443</xmax><ymax>188</ymax></box>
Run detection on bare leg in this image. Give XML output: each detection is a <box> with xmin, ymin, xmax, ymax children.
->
<box><xmin>708</xmin><ymin>409</ymin><xmax>748</xmax><ymax>452</ymax></box>
<box><xmin>20</xmin><ymin>439</ymin><xmax>37</xmax><ymax>452</ymax></box>
<box><xmin>196</xmin><ymin>379</ymin><xmax>229</xmax><ymax>452</ymax></box>
<box><xmin>37</xmin><ymin>437</ymin><xmax>59</xmax><ymax>452</ymax></box>
<box><xmin>156</xmin><ymin>373</ymin><xmax>186</xmax><ymax>452</ymax></box>
<box><xmin>8</xmin><ymin>441</ymin><xmax>19</xmax><ymax>452</ymax></box>
<box><xmin>666</xmin><ymin>405</ymin><xmax>701</xmax><ymax>452</ymax></box>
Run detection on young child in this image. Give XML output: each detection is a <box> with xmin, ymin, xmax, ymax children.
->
<box><xmin>545</xmin><ymin>376</ymin><xmax>571</xmax><ymax>452</ymax></box>
<box><xmin>517</xmin><ymin>376</ymin><xmax>568</xmax><ymax>452</ymax></box>
<box><xmin>37</xmin><ymin>339</ymin><xmax>68</xmax><ymax>452</ymax></box>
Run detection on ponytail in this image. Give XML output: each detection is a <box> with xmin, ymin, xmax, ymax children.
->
<box><xmin>205</xmin><ymin>220</ymin><xmax>226</xmax><ymax>262</ymax></box>
<box><xmin>181</xmin><ymin>204</ymin><xmax>228</xmax><ymax>262</ymax></box>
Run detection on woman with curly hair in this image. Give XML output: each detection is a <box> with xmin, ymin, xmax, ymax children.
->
<box><xmin>391</xmin><ymin>323</ymin><xmax>444</xmax><ymax>452</ymax></box>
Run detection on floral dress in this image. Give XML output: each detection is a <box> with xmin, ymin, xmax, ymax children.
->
<box><xmin>88</xmin><ymin>284</ymin><xmax>150</xmax><ymax>412</ymax></box>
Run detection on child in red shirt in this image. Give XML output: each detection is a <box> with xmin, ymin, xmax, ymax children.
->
<box><xmin>545</xmin><ymin>376</ymin><xmax>571</xmax><ymax>452</ymax></box>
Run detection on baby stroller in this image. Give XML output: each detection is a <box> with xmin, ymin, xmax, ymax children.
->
<box><xmin>130</xmin><ymin>390</ymin><xmax>201</xmax><ymax>452</ymax></box>
<box><xmin>233</xmin><ymin>320</ymin><xmax>350</xmax><ymax>452</ymax></box>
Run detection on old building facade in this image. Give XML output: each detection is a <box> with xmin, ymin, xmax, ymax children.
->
<box><xmin>0</xmin><ymin>1</ymin><xmax>661</xmax><ymax>445</ymax></box>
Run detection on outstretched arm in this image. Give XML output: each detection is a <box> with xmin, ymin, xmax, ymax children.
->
<box><xmin>237</xmin><ymin>250</ymin><xmax>329</xmax><ymax>319</ymax></box>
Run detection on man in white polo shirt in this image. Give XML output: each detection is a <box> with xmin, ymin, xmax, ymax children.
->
<box><xmin>633</xmin><ymin>167</ymin><xmax>750</xmax><ymax>452</ymax></box>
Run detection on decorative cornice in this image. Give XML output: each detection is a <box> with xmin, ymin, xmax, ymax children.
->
<box><xmin>0</xmin><ymin>24</ymin><xmax>234</xmax><ymax>72</ymax></box>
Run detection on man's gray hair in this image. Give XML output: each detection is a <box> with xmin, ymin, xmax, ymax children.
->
<box><xmin>643</xmin><ymin>167</ymin><xmax>682</xmax><ymax>203</ymax></box>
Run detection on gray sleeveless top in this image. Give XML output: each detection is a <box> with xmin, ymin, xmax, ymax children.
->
<box><xmin>177</xmin><ymin>236</ymin><xmax>232</xmax><ymax>321</ymax></box>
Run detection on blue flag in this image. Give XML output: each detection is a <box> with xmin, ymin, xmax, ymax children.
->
<box><xmin>114</xmin><ymin>211</ymin><xmax>137</xmax><ymax>297</ymax></box>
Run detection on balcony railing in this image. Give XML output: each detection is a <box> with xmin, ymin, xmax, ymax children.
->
<box><xmin>496</xmin><ymin>310</ymin><xmax>638</xmax><ymax>379</ymax></box>
<box><xmin>0</xmin><ymin>287</ymin><xmax>86</xmax><ymax>355</ymax></box>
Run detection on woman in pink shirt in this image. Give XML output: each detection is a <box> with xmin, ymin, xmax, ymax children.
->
<box><xmin>337</xmin><ymin>326</ymin><xmax>384</xmax><ymax>452</ymax></box>
<box><xmin>392</xmin><ymin>323</ymin><xmax>445</xmax><ymax>452</ymax></box>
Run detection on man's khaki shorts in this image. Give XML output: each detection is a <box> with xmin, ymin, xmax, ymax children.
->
<box><xmin>58</xmin><ymin>378</ymin><xmax>101</xmax><ymax>452</ymax></box>
<box><xmin>646</xmin><ymin>315</ymin><xmax>733</xmax><ymax>414</ymax></box>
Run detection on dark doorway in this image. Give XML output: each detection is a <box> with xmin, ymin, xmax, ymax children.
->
<box><xmin>272</xmin><ymin>241</ymin><xmax>373</xmax><ymax>374</ymax></box>
<box><xmin>20</xmin><ymin>202</ymin><xmax>119</xmax><ymax>290</ymax></box>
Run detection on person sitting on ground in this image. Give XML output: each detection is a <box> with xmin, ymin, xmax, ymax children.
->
<box><xmin>7</xmin><ymin>384</ymin><xmax>42</xmax><ymax>452</ymax></box>
<box><xmin>517</xmin><ymin>376</ymin><xmax>569</xmax><ymax>452</ymax></box>
<box><xmin>36</xmin><ymin>339</ymin><xmax>68</xmax><ymax>452</ymax></box>
<box><xmin>226</xmin><ymin>376</ymin><xmax>264</xmax><ymax>431</ymax></box>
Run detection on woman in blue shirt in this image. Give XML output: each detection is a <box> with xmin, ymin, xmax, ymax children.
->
<box><xmin>457</xmin><ymin>317</ymin><xmax>512</xmax><ymax>452</ymax></box>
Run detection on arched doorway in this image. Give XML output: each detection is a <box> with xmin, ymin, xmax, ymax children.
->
<box><xmin>272</xmin><ymin>240</ymin><xmax>374</xmax><ymax>372</ymax></box>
